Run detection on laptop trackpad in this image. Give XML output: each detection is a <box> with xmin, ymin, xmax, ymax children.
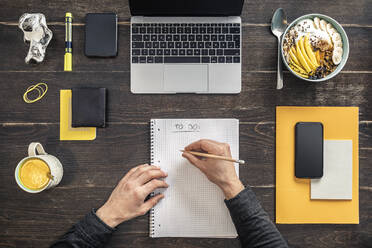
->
<box><xmin>164</xmin><ymin>65</ymin><xmax>208</xmax><ymax>92</ymax></box>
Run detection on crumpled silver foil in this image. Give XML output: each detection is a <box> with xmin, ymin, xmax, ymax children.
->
<box><xmin>18</xmin><ymin>13</ymin><xmax>53</xmax><ymax>63</ymax></box>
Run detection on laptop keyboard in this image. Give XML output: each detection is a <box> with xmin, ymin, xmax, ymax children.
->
<box><xmin>131</xmin><ymin>23</ymin><xmax>241</xmax><ymax>64</ymax></box>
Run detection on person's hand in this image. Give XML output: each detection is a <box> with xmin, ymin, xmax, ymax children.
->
<box><xmin>182</xmin><ymin>139</ymin><xmax>244</xmax><ymax>200</ymax></box>
<box><xmin>96</xmin><ymin>164</ymin><xmax>168</xmax><ymax>228</ymax></box>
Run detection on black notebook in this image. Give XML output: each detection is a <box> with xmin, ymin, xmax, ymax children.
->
<box><xmin>85</xmin><ymin>13</ymin><xmax>118</xmax><ymax>57</ymax></box>
<box><xmin>72</xmin><ymin>88</ymin><xmax>106</xmax><ymax>127</ymax></box>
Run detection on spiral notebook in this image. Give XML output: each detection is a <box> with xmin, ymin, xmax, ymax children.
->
<box><xmin>150</xmin><ymin>119</ymin><xmax>239</xmax><ymax>238</ymax></box>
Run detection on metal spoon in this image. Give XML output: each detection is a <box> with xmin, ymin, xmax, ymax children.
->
<box><xmin>271</xmin><ymin>8</ymin><xmax>287</xmax><ymax>90</ymax></box>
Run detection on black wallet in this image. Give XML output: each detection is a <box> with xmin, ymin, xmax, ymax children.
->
<box><xmin>72</xmin><ymin>88</ymin><xmax>106</xmax><ymax>127</ymax></box>
<box><xmin>85</xmin><ymin>13</ymin><xmax>118</xmax><ymax>57</ymax></box>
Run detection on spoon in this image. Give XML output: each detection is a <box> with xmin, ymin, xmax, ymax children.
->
<box><xmin>271</xmin><ymin>8</ymin><xmax>287</xmax><ymax>90</ymax></box>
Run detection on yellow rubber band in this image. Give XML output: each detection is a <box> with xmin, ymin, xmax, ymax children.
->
<box><xmin>23</xmin><ymin>83</ymin><xmax>48</xmax><ymax>103</ymax></box>
<box><xmin>24</xmin><ymin>86</ymin><xmax>41</xmax><ymax>103</ymax></box>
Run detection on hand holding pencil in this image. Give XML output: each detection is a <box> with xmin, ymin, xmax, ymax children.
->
<box><xmin>182</xmin><ymin>139</ymin><xmax>244</xmax><ymax>200</ymax></box>
<box><xmin>180</xmin><ymin>150</ymin><xmax>245</xmax><ymax>165</ymax></box>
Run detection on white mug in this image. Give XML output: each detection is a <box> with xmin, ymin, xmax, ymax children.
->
<box><xmin>15</xmin><ymin>142</ymin><xmax>63</xmax><ymax>193</ymax></box>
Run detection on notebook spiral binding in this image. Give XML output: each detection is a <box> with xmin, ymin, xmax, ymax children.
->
<box><xmin>149</xmin><ymin>119</ymin><xmax>155</xmax><ymax>237</ymax></box>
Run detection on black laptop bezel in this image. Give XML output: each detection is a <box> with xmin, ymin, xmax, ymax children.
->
<box><xmin>129</xmin><ymin>0</ymin><xmax>244</xmax><ymax>17</ymax></box>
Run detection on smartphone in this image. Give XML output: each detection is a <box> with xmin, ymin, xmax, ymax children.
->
<box><xmin>295</xmin><ymin>122</ymin><xmax>324</xmax><ymax>178</ymax></box>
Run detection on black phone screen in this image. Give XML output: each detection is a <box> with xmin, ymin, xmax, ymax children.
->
<box><xmin>295</xmin><ymin>122</ymin><xmax>324</xmax><ymax>178</ymax></box>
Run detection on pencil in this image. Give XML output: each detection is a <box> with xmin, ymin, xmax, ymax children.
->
<box><xmin>180</xmin><ymin>150</ymin><xmax>245</xmax><ymax>165</ymax></box>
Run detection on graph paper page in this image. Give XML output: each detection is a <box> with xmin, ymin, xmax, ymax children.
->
<box><xmin>151</xmin><ymin>119</ymin><xmax>239</xmax><ymax>238</ymax></box>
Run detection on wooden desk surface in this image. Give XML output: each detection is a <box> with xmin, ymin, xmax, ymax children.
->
<box><xmin>0</xmin><ymin>1</ymin><xmax>371</xmax><ymax>247</ymax></box>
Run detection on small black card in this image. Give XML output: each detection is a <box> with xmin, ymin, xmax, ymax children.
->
<box><xmin>72</xmin><ymin>88</ymin><xmax>106</xmax><ymax>127</ymax></box>
<box><xmin>85</xmin><ymin>13</ymin><xmax>118</xmax><ymax>57</ymax></box>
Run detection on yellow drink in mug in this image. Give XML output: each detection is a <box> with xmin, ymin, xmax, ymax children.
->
<box><xmin>15</xmin><ymin>143</ymin><xmax>63</xmax><ymax>193</ymax></box>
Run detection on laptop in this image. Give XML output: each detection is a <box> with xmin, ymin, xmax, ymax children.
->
<box><xmin>129</xmin><ymin>0</ymin><xmax>244</xmax><ymax>94</ymax></box>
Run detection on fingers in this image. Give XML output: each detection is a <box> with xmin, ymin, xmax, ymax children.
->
<box><xmin>182</xmin><ymin>152</ymin><xmax>205</xmax><ymax>170</ymax></box>
<box><xmin>137</xmin><ymin>169</ymin><xmax>168</xmax><ymax>185</ymax></box>
<box><xmin>142</xmin><ymin>179</ymin><xmax>169</xmax><ymax>194</ymax></box>
<box><xmin>121</xmin><ymin>164</ymin><xmax>149</xmax><ymax>182</ymax></box>
<box><xmin>185</xmin><ymin>139</ymin><xmax>225</xmax><ymax>155</ymax></box>
<box><xmin>225</xmin><ymin>143</ymin><xmax>232</xmax><ymax>157</ymax></box>
<box><xmin>141</xmin><ymin>193</ymin><xmax>164</xmax><ymax>214</ymax></box>
<box><xmin>129</xmin><ymin>164</ymin><xmax>160</xmax><ymax>181</ymax></box>
<box><xmin>184</xmin><ymin>139</ymin><xmax>209</xmax><ymax>151</ymax></box>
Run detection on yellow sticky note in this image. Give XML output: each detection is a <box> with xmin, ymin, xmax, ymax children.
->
<box><xmin>276</xmin><ymin>106</ymin><xmax>359</xmax><ymax>224</ymax></box>
<box><xmin>60</xmin><ymin>90</ymin><xmax>96</xmax><ymax>140</ymax></box>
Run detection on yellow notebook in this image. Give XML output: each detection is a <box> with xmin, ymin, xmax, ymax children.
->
<box><xmin>276</xmin><ymin>106</ymin><xmax>359</xmax><ymax>224</ymax></box>
<box><xmin>60</xmin><ymin>90</ymin><xmax>96</xmax><ymax>140</ymax></box>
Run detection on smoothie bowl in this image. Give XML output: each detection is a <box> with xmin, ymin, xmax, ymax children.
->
<box><xmin>281</xmin><ymin>14</ymin><xmax>349</xmax><ymax>82</ymax></box>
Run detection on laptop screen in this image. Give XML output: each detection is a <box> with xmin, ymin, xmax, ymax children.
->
<box><xmin>129</xmin><ymin>0</ymin><xmax>244</xmax><ymax>16</ymax></box>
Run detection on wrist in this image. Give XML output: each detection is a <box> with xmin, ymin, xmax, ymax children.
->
<box><xmin>96</xmin><ymin>204</ymin><xmax>124</xmax><ymax>228</ymax></box>
<box><xmin>220</xmin><ymin>179</ymin><xmax>244</xmax><ymax>200</ymax></box>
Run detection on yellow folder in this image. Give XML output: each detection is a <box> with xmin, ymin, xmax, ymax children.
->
<box><xmin>60</xmin><ymin>90</ymin><xmax>96</xmax><ymax>140</ymax></box>
<box><xmin>276</xmin><ymin>106</ymin><xmax>359</xmax><ymax>224</ymax></box>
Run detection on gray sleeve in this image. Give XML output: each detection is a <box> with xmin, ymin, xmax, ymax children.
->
<box><xmin>225</xmin><ymin>187</ymin><xmax>288</xmax><ymax>248</ymax></box>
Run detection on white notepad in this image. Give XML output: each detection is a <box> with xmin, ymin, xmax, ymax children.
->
<box><xmin>150</xmin><ymin>119</ymin><xmax>239</xmax><ymax>238</ymax></box>
<box><xmin>311</xmin><ymin>140</ymin><xmax>353</xmax><ymax>200</ymax></box>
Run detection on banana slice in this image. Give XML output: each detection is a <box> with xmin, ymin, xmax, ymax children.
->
<box><xmin>332</xmin><ymin>33</ymin><xmax>343</xmax><ymax>48</ymax></box>
<box><xmin>307</xmin><ymin>19</ymin><xmax>315</xmax><ymax>30</ymax></box>
<box><xmin>327</xmin><ymin>27</ymin><xmax>337</xmax><ymax>37</ymax></box>
<box><xmin>332</xmin><ymin>47</ymin><xmax>343</xmax><ymax>65</ymax></box>
<box><xmin>314</xmin><ymin>17</ymin><xmax>320</xmax><ymax>29</ymax></box>
<box><xmin>332</xmin><ymin>32</ymin><xmax>341</xmax><ymax>42</ymax></box>
<box><xmin>326</xmin><ymin>23</ymin><xmax>334</xmax><ymax>34</ymax></box>
<box><xmin>333</xmin><ymin>40</ymin><xmax>343</xmax><ymax>48</ymax></box>
<box><xmin>319</xmin><ymin>19</ymin><xmax>327</xmax><ymax>31</ymax></box>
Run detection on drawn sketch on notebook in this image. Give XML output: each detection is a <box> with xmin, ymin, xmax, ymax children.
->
<box><xmin>150</xmin><ymin>119</ymin><xmax>239</xmax><ymax>238</ymax></box>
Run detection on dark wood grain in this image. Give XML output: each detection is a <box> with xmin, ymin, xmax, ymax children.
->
<box><xmin>1</xmin><ymin>122</ymin><xmax>371</xmax><ymax>190</ymax></box>
<box><xmin>1</xmin><ymin>0</ymin><xmax>372</xmax><ymax>247</ymax></box>
<box><xmin>1</xmin><ymin>186</ymin><xmax>371</xmax><ymax>248</ymax></box>
<box><xmin>1</xmin><ymin>25</ymin><xmax>372</xmax><ymax>72</ymax></box>
<box><xmin>0</xmin><ymin>123</ymin><xmax>371</xmax><ymax>248</ymax></box>
<box><xmin>0</xmin><ymin>0</ymin><xmax>371</xmax><ymax>25</ymax></box>
<box><xmin>1</xmin><ymin>72</ymin><xmax>372</xmax><ymax>123</ymax></box>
